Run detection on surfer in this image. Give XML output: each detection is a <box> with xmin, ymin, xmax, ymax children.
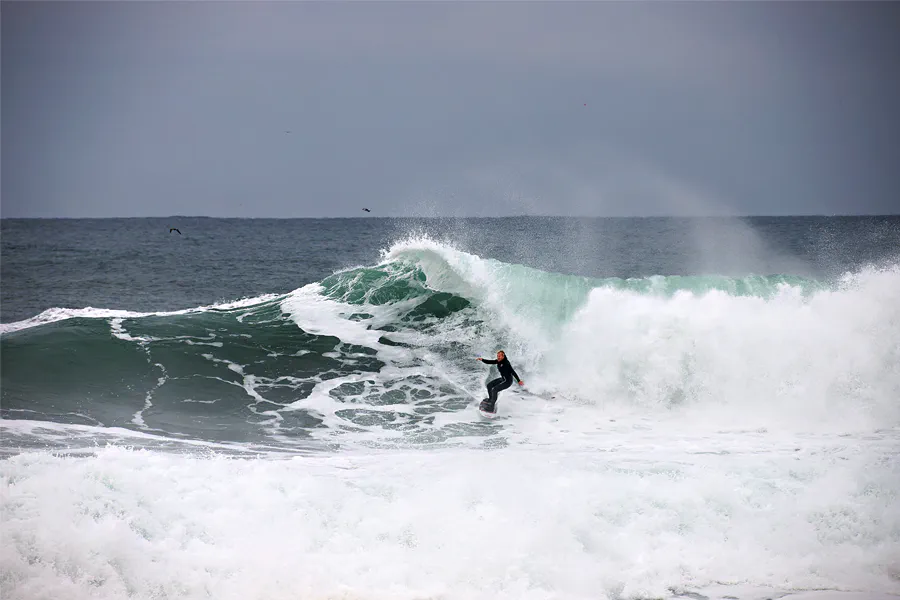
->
<box><xmin>476</xmin><ymin>350</ymin><xmax>523</xmax><ymax>413</ymax></box>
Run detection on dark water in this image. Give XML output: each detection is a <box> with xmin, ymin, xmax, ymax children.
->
<box><xmin>3</xmin><ymin>216</ymin><xmax>898</xmax><ymax>324</ymax></box>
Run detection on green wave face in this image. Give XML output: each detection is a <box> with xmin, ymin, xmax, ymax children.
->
<box><xmin>319</xmin><ymin>262</ymin><xmax>430</xmax><ymax>306</ymax></box>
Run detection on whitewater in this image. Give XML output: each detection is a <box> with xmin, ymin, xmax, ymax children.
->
<box><xmin>2</xmin><ymin>235</ymin><xmax>899</xmax><ymax>600</ymax></box>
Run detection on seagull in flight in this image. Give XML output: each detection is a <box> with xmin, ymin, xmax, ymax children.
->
<box><xmin>362</xmin><ymin>208</ymin><xmax>371</xmax><ymax>213</ymax></box>
<box><xmin>169</xmin><ymin>228</ymin><xmax>181</xmax><ymax>234</ymax></box>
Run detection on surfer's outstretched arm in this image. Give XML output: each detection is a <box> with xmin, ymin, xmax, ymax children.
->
<box><xmin>478</xmin><ymin>358</ymin><xmax>498</xmax><ymax>364</ymax></box>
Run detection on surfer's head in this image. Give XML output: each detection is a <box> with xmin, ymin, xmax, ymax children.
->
<box><xmin>496</xmin><ymin>350</ymin><xmax>505</xmax><ymax>361</ymax></box>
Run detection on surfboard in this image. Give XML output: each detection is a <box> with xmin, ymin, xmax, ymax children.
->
<box><xmin>477</xmin><ymin>398</ymin><xmax>498</xmax><ymax>419</ymax></box>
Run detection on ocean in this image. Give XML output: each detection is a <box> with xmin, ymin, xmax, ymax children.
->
<box><xmin>1</xmin><ymin>216</ymin><xmax>899</xmax><ymax>600</ymax></box>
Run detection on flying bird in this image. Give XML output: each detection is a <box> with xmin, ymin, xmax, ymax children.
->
<box><xmin>169</xmin><ymin>228</ymin><xmax>181</xmax><ymax>234</ymax></box>
<box><xmin>362</xmin><ymin>208</ymin><xmax>371</xmax><ymax>213</ymax></box>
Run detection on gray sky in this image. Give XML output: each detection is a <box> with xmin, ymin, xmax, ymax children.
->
<box><xmin>3</xmin><ymin>1</ymin><xmax>899</xmax><ymax>218</ymax></box>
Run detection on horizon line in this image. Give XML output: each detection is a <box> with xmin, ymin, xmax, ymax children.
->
<box><xmin>2</xmin><ymin>213</ymin><xmax>898</xmax><ymax>221</ymax></box>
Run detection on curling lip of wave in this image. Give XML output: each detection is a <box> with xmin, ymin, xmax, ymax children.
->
<box><xmin>379</xmin><ymin>236</ymin><xmax>828</xmax><ymax>298</ymax></box>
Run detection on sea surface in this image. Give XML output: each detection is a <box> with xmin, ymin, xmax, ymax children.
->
<box><xmin>2</xmin><ymin>216</ymin><xmax>899</xmax><ymax>600</ymax></box>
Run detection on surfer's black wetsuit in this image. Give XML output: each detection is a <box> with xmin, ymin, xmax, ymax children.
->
<box><xmin>480</xmin><ymin>357</ymin><xmax>521</xmax><ymax>411</ymax></box>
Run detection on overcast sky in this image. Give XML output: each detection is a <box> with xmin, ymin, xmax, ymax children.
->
<box><xmin>3</xmin><ymin>1</ymin><xmax>899</xmax><ymax>218</ymax></box>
